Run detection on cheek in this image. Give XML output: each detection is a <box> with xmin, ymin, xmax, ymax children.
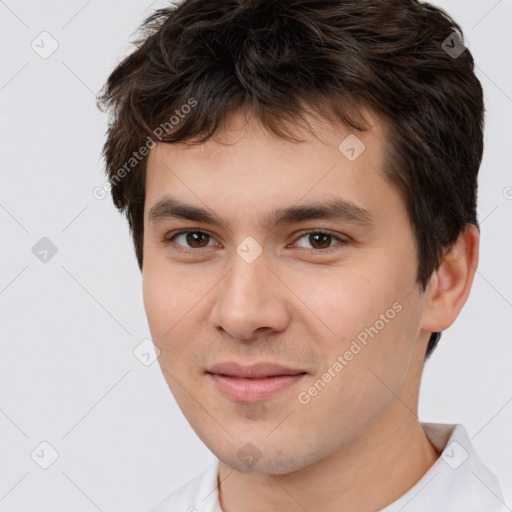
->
<box><xmin>327</xmin><ymin>298</ymin><xmax>421</xmax><ymax>414</ymax></box>
<box><xmin>143</xmin><ymin>274</ymin><xmax>186</xmax><ymax>381</ymax></box>
<box><xmin>143</xmin><ymin>271</ymin><xmax>173</xmax><ymax>338</ymax></box>
<box><xmin>143</xmin><ymin>274</ymin><xmax>198</xmax><ymax>407</ymax></box>
<box><xmin>142</xmin><ymin>263</ymin><xmax>207</xmax><ymax>368</ymax></box>
<box><xmin>286</xmin><ymin>264</ymin><xmax>401</xmax><ymax>339</ymax></box>
<box><xmin>291</xmin><ymin>262</ymin><xmax>417</xmax><ymax>384</ymax></box>
<box><xmin>143</xmin><ymin>259</ymin><xmax>198</xmax><ymax>333</ymax></box>
<box><xmin>300</xmin><ymin>309</ymin><xmax>416</xmax><ymax>441</ymax></box>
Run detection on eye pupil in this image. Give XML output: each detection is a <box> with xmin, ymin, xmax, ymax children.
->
<box><xmin>310</xmin><ymin>233</ymin><xmax>331</xmax><ymax>249</ymax></box>
<box><xmin>187</xmin><ymin>231</ymin><xmax>209</xmax><ymax>248</ymax></box>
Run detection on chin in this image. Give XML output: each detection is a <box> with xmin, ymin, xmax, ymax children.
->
<box><xmin>212</xmin><ymin>439</ymin><xmax>319</xmax><ymax>475</ymax></box>
<box><xmin>221</xmin><ymin>454</ymin><xmax>304</xmax><ymax>475</ymax></box>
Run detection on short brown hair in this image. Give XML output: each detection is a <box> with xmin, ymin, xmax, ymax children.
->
<box><xmin>97</xmin><ymin>0</ymin><xmax>484</xmax><ymax>359</ymax></box>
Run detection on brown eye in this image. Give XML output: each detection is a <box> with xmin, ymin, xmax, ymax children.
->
<box><xmin>166</xmin><ymin>230</ymin><xmax>216</xmax><ymax>250</ymax></box>
<box><xmin>293</xmin><ymin>230</ymin><xmax>347</xmax><ymax>252</ymax></box>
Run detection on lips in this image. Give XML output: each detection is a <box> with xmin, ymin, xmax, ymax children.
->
<box><xmin>206</xmin><ymin>362</ymin><xmax>307</xmax><ymax>402</ymax></box>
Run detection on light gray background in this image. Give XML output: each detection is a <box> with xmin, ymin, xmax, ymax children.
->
<box><xmin>0</xmin><ymin>1</ymin><xmax>511</xmax><ymax>511</ymax></box>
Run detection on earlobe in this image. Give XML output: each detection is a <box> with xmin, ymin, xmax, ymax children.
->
<box><xmin>420</xmin><ymin>224</ymin><xmax>480</xmax><ymax>334</ymax></box>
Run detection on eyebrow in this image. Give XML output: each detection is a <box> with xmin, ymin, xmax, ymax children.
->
<box><xmin>148</xmin><ymin>196</ymin><xmax>377</xmax><ymax>231</ymax></box>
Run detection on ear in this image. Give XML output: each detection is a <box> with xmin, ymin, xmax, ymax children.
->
<box><xmin>420</xmin><ymin>223</ymin><xmax>480</xmax><ymax>333</ymax></box>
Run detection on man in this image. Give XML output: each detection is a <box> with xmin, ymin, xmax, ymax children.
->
<box><xmin>97</xmin><ymin>0</ymin><xmax>508</xmax><ymax>510</ymax></box>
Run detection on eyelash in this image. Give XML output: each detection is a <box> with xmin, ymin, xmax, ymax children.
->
<box><xmin>163</xmin><ymin>229</ymin><xmax>350</xmax><ymax>256</ymax></box>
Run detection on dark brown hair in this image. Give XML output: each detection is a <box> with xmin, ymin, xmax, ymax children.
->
<box><xmin>97</xmin><ymin>0</ymin><xmax>484</xmax><ymax>359</ymax></box>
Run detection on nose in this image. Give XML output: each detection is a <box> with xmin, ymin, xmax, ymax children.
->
<box><xmin>209</xmin><ymin>245</ymin><xmax>290</xmax><ymax>341</ymax></box>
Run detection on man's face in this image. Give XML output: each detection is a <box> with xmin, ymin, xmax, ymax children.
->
<box><xmin>142</xmin><ymin>108</ymin><xmax>431</xmax><ymax>474</ymax></box>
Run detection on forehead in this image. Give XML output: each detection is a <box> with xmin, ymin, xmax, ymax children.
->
<box><xmin>143</xmin><ymin>105</ymin><xmax>399</xmax><ymax>230</ymax></box>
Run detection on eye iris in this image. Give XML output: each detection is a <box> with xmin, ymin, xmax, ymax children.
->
<box><xmin>187</xmin><ymin>232</ymin><xmax>210</xmax><ymax>248</ymax></box>
<box><xmin>310</xmin><ymin>233</ymin><xmax>331</xmax><ymax>249</ymax></box>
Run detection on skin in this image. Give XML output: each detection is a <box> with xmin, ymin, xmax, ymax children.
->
<box><xmin>142</xmin><ymin>106</ymin><xmax>479</xmax><ymax>512</ymax></box>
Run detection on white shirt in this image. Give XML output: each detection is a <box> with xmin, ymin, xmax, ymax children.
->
<box><xmin>146</xmin><ymin>423</ymin><xmax>508</xmax><ymax>512</ymax></box>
